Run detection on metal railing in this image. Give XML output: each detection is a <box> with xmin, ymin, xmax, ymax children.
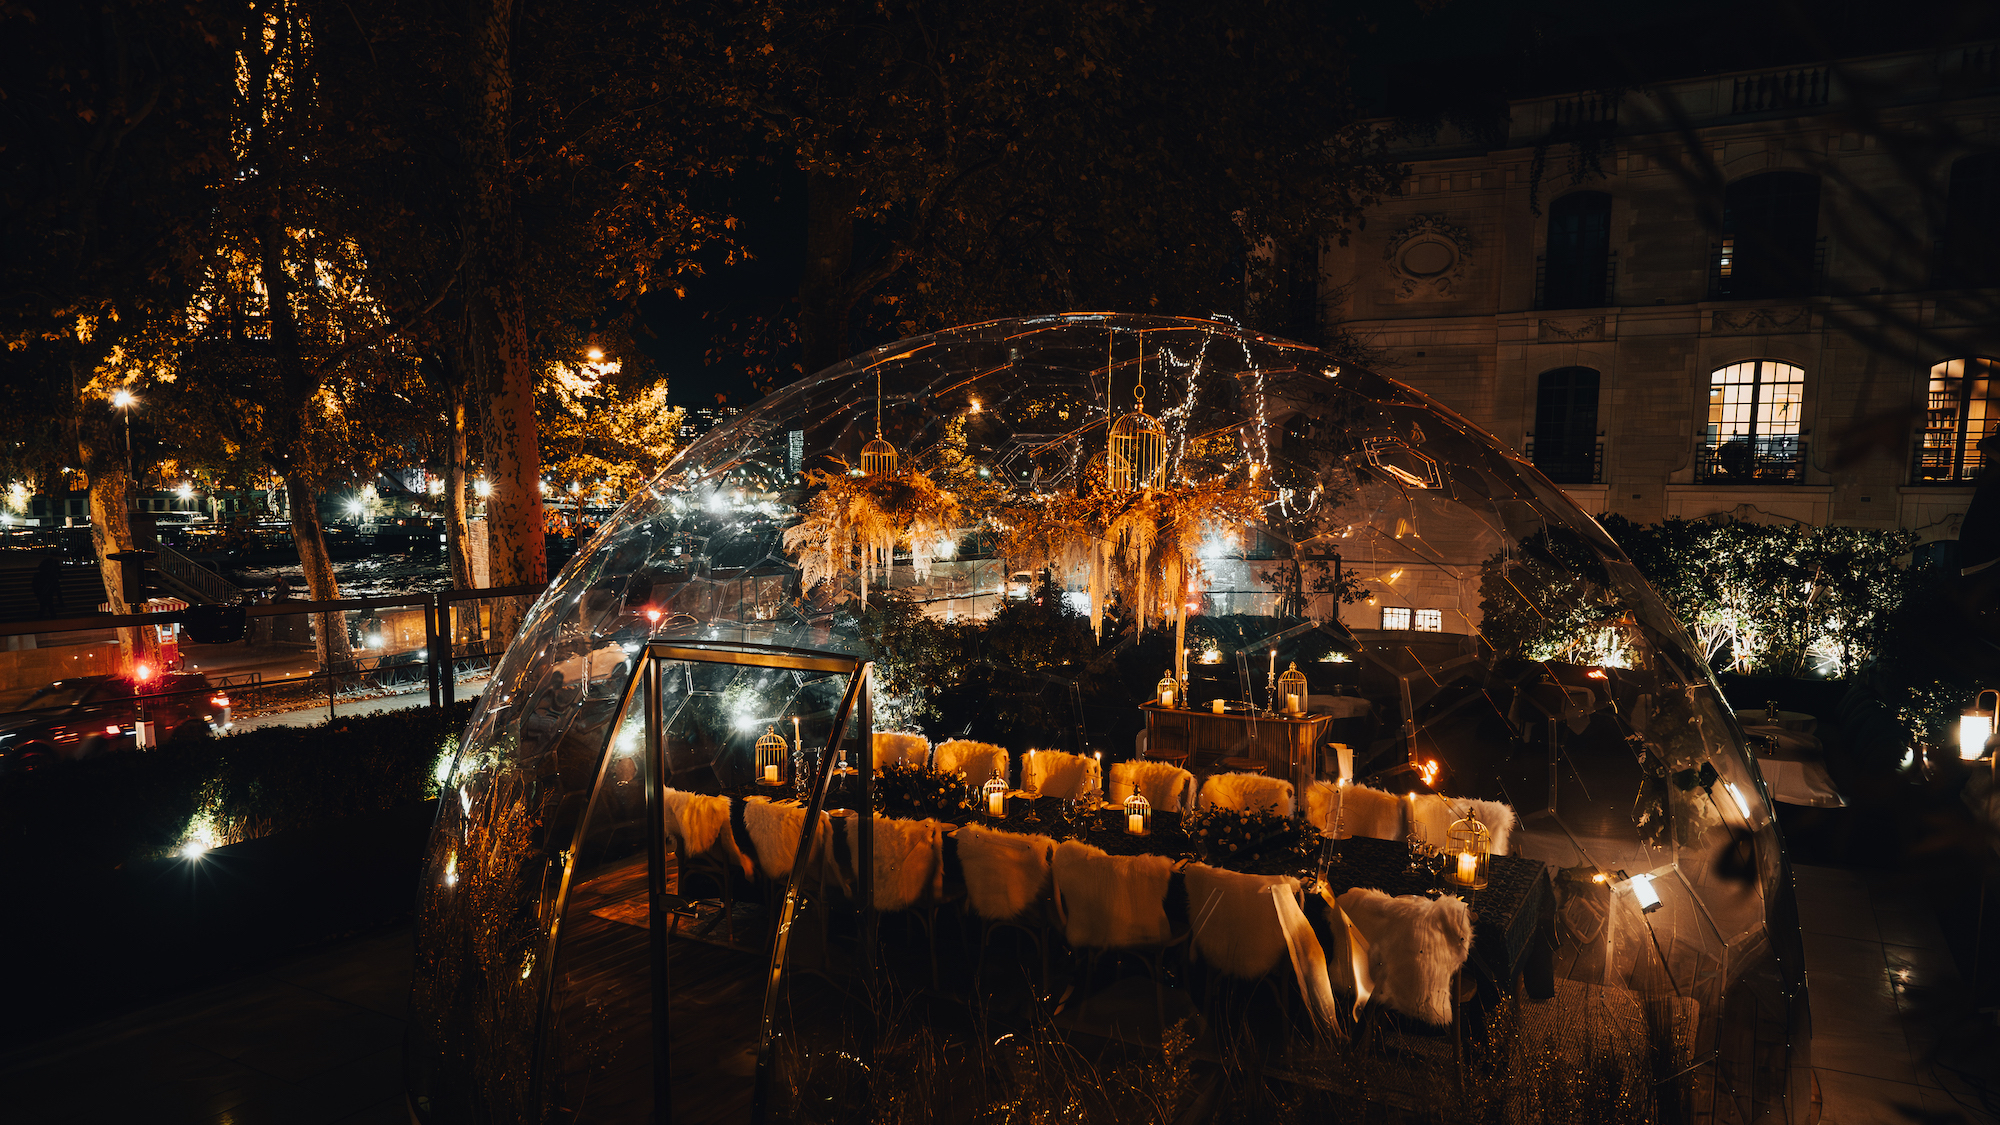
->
<box><xmin>1911</xmin><ymin>442</ymin><xmax>1986</xmax><ymax>484</ymax></box>
<box><xmin>1694</xmin><ymin>437</ymin><xmax>1808</xmax><ymax>484</ymax></box>
<box><xmin>152</xmin><ymin>543</ymin><xmax>244</xmax><ymax>605</ymax></box>
<box><xmin>1525</xmin><ymin>440</ymin><xmax>1605</xmax><ymax>484</ymax></box>
<box><xmin>0</xmin><ymin>584</ymin><xmax>544</xmax><ymax>732</ymax></box>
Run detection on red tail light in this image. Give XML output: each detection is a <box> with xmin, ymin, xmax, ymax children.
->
<box><xmin>106</xmin><ymin>725</ymin><xmax>121</xmax><ymax>736</ymax></box>
<box><xmin>133</xmin><ymin>662</ymin><xmax>155</xmax><ymax>683</ymax></box>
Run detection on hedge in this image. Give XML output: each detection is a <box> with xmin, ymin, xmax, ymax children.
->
<box><xmin>0</xmin><ymin>701</ymin><xmax>475</xmax><ymax>882</ymax></box>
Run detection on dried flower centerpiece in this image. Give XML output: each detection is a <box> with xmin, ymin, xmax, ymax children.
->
<box><xmin>782</xmin><ymin>463</ymin><xmax>963</xmax><ymax>608</ymax></box>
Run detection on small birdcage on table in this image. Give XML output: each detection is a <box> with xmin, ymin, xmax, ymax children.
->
<box><xmin>756</xmin><ymin>726</ymin><xmax>790</xmax><ymax>786</ymax></box>
<box><xmin>1277</xmin><ymin>661</ymin><xmax>1309</xmax><ymax>715</ymax></box>
<box><xmin>1446</xmin><ymin>805</ymin><xmax>1491</xmax><ymax>891</ymax></box>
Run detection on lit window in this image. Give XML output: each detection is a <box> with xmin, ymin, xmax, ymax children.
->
<box><xmin>1701</xmin><ymin>360</ymin><xmax>1804</xmax><ymax>482</ymax></box>
<box><xmin>1919</xmin><ymin>357</ymin><xmax>2000</xmax><ymax>482</ymax></box>
<box><xmin>1381</xmin><ymin>606</ymin><xmax>1412</xmax><ymax>630</ymax></box>
<box><xmin>1414</xmin><ymin>609</ymin><xmax>1443</xmax><ymax>632</ymax></box>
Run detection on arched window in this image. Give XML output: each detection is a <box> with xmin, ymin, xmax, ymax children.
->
<box><xmin>1938</xmin><ymin>154</ymin><xmax>2000</xmax><ymax>288</ymax></box>
<box><xmin>1540</xmin><ymin>192</ymin><xmax>1613</xmax><ymax>309</ymax></box>
<box><xmin>1699</xmin><ymin>360</ymin><xmax>1805</xmax><ymax>482</ymax></box>
<box><xmin>1531</xmin><ymin>367</ymin><xmax>1601</xmax><ymax>483</ymax></box>
<box><xmin>1918</xmin><ymin>357</ymin><xmax>2000</xmax><ymax>482</ymax></box>
<box><xmin>1714</xmin><ymin>172</ymin><xmax>1821</xmax><ymax>300</ymax></box>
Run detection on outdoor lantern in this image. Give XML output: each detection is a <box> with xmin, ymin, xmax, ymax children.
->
<box><xmin>1123</xmin><ymin>791</ymin><xmax>1152</xmax><ymax>835</ymax></box>
<box><xmin>983</xmin><ymin>775</ymin><xmax>1009</xmax><ymax>818</ymax></box>
<box><xmin>1277</xmin><ymin>661</ymin><xmax>1309</xmax><ymax>715</ymax></box>
<box><xmin>1959</xmin><ymin>690</ymin><xmax>1996</xmax><ymax>761</ymax></box>
<box><xmin>1446</xmin><ymin>805</ymin><xmax>1490</xmax><ymax>891</ymax></box>
<box><xmin>861</xmin><ymin>436</ymin><xmax>899</xmax><ymax>476</ymax></box>
<box><xmin>756</xmin><ymin>727</ymin><xmax>789</xmax><ymax>786</ymax></box>
<box><xmin>1157</xmin><ymin>670</ymin><xmax>1178</xmax><ymax>709</ymax></box>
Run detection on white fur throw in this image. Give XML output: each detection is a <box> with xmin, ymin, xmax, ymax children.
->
<box><xmin>1335</xmin><ymin>887</ymin><xmax>1473</xmax><ymax>1026</ymax></box>
<box><xmin>1020</xmin><ymin>750</ymin><xmax>1100</xmax><ymax>800</ymax></box>
<box><xmin>1184</xmin><ymin>863</ymin><xmax>1301</xmax><ymax>980</ymax></box>
<box><xmin>743</xmin><ymin>797</ymin><xmax>833</xmax><ymax>881</ymax></box>
<box><xmin>872</xmin><ymin>731</ymin><xmax>931</xmax><ymax>771</ymax></box>
<box><xmin>1110</xmin><ymin>760</ymin><xmax>1196</xmax><ymax>813</ymax></box>
<box><xmin>1200</xmin><ymin>772</ymin><xmax>1294</xmax><ymax>817</ymax></box>
<box><xmin>835</xmin><ymin>814</ymin><xmax>942</xmax><ymax>911</ymax></box>
<box><xmin>955</xmin><ymin>824</ymin><xmax>1055</xmax><ymax>921</ymax></box>
<box><xmin>933</xmin><ymin>739</ymin><xmax>1009</xmax><ymax>789</ymax></box>
<box><xmin>662</xmin><ymin>789</ymin><xmax>752</xmax><ymax>879</ymax></box>
<box><xmin>1052</xmin><ymin>840</ymin><xmax>1175</xmax><ymax>949</ymax></box>
<box><xmin>1309</xmin><ymin>783</ymin><xmax>1403</xmax><ymax>841</ymax></box>
<box><xmin>1407</xmin><ymin>794</ymin><xmax>1516</xmax><ymax>855</ymax></box>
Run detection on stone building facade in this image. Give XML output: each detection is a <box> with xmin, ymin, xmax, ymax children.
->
<box><xmin>1319</xmin><ymin>43</ymin><xmax>2000</xmax><ymax>548</ymax></box>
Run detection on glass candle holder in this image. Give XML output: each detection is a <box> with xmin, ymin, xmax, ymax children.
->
<box><xmin>983</xmin><ymin>775</ymin><xmax>1009</xmax><ymax>818</ymax></box>
<box><xmin>1123</xmin><ymin>791</ymin><xmax>1151</xmax><ymax>835</ymax></box>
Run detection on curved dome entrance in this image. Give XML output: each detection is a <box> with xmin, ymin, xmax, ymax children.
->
<box><xmin>408</xmin><ymin>314</ymin><xmax>1805</xmax><ymax>1123</ymax></box>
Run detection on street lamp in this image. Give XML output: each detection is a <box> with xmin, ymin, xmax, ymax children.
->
<box><xmin>110</xmin><ymin>390</ymin><xmax>137</xmax><ymax>498</ymax></box>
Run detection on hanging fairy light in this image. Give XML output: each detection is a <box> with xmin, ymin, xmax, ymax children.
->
<box><xmin>861</xmin><ymin>367</ymin><xmax>899</xmax><ymax>475</ymax></box>
<box><xmin>1106</xmin><ymin>333</ymin><xmax>1166</xmax><ymax>493</ymax></box>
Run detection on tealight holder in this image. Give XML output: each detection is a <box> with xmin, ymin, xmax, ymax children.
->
<box><xmin>1123</xmin><ymin>791</ymin><xmax>1152</xmax><ymax>835</ymax></box>
<box><xmin>982</xmin><ymin>776</ymin><xmax>1009</xmax><ymax>818</ymax></box>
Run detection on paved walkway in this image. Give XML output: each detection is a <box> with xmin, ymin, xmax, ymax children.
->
<box><xmin>0</xmin><ymin>928</ymin><xmax>412</xmax><ymax>1125</ymax></box>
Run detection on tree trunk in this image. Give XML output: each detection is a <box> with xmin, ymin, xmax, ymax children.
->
<box><xmin>85</xmin><ymin>463</ymin><xmax>159</xmax><ymax>674</ymax></box>
<box><xmin>798</xmin><ymin>171</ymin><xmax>861</xmax><ymax>375</ymax></box>
<box><xmin>463</xmin><ymin>0</ymin><xmax>544</xmax><ymax>611</ymax></box>
<box><xmin>445</xmin><ymin>383</ymin><xmax>476</xmax><ymax>591</ymax></box>
<box><xmin>287</xmin><ymin>471</ymin><xmax>353</xmax><ymax>672</ymax></box>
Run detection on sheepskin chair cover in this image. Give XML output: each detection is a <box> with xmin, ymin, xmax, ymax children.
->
<box><xmin>1200</xmin><ymin>772</ymin><xmax>1295</xmax><ymax>817</ymax></box>
<box><xmin>1184</xmin><ymin>863</ymin><xmax>1302</xmax><ymax>980</ymax></box>
<box><xmin>1052</xmin><ymin>840</ymin><xmax>1176</xmax><ymax>949</ymax></box>
<box><xmin>1334</xmin><ymin>887</ymin><xmax>1473</xmax><ymax>1026</ymax></box>
<box><xmin>955</xmin><ymin>824</ymin><xmax>1056</xmax><ymax>921</ymax></box>
<box><xmin>1308</xmin><ymin>782</ymin><xmax>1403</xmax><ymax>841</ymax></box>
<box><xmin>835</xmin><ymin>814</ymin><xmax>942</xmax><ymax>912</ymax></box>
<box><xmin>662</xmin><ymin>789</ymin><xmax>752</xmax><ymax>879</ymax></box>
<box><xmin>1110</xmin><ymin>760</ymin><xmax>1196</xmax><ymax>813</ymax></box>
<box><xmin>871</xmin><ymin>731</ymin><xmax>932</xmax><ymax>771</ymax></box>
<box><xmin>933</xmin><ymin>739</ymin><xmax>1009</xmax><ymax>789</ymax></box>
<box><xmin>742</xmin><ymin>797</ymin><xmax>833</xmax><ymax>881</ymax></box>
<box><xmin>1020</xmin><ymin>750</ymin><xmax>1101</xmax><ymax>800</ymax></box>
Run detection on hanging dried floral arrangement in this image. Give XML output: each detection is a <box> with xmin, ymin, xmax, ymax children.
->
<box><xmin>782</xmin><ymin>464</ymin><xmax>962</xmax><ymax>608</ymax></box>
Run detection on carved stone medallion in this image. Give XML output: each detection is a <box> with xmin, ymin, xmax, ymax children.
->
<box><xmin>1384</xmin><ymin>214</ymin><xmax>1475</xmax><ymax>300</ymax></box>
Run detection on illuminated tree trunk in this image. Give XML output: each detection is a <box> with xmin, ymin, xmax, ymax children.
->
<box><xmin>445</xmin><ymin>381</ymin><xmax>476</xmax><ymax>590</ymax></box>
<box><xmin>84</xmin><ymin>461</ymin><xmax>160</xmax><ymax>674</ymax></box>
<box><xmin>285</xmin><ymin>471</ymin><xmax>353</xmax><ymax>671</ymax></box>
<box><xmin>464</xmin><ymin>0</ymin><xmax>545</xmax><ymax>616</ymax></box>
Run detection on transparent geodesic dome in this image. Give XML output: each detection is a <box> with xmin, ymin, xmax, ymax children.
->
<box><xmin>408</xmin><ymin>313</ymin><xmax>1805</xmax><ymax>1124</ymax></box>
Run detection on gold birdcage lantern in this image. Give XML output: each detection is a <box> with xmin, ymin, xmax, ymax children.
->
<box><xmin>1156</xmin><ymin>670</ymin><xmax>1179</xmax><ymax>709</ymax></box>
<box><xmin>1123</xmin><ymin>791</ymin><xmax>1152</xmax><ymax>835</ymax></box>
<box><xmin>861</xmin><ymin>437</ymin><xmax>899</xmax><ymax>476</ymax></box>
<box><xmin>756</xmin><ymin>726</ymin><xmax>789</xmax><ymax>786</ymax></box>
<box><xmin>1106</xmin><ymin>397</ymin><xmax>1166</xmax><ymax>494</ymax></box>
<box><xmin>1446</xmin><ymin>805</ymin><xmax>1491</xmax><ymax>891</ymax></box>
<box><xmin>982</xmin><ymin>775</ymin><xmax>1010</xmax><ymax>818</ymax></box>
<box><xmin>1277</xmin><ymin>661</ymin><xmax>1309</xmax><ymax>715</ymax></box>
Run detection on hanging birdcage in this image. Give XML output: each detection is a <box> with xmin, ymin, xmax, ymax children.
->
<box><xmin>861</xmin><ymin>437</ymin><xmax>899</xmax><ymax>476</ymax></box>
<box><xmin>1106</xmin><ymin>406</ymin><xmax>1166</xmax><ymax>493</ymax></box>
<box><xmin>756</xmin><ymin>727</ymin><xmax>790</xmax><ymax>786</ymax></box>
<box><xmin>1277</xmin><ymin>661</ymin><xmax>1310</xmax><ymax>714</ymax></box>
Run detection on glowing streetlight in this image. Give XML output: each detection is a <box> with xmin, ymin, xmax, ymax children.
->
<box><xmin>586</xmin><ymin>347</ymin><xmax>605</xmax><ymax>362</ymax></box>
<box><xmin>110</xmin><ymin>389</ymin><xmax>137</xmax><ymax>494</ymax></box>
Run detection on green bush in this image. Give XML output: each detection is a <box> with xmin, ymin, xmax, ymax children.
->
<box><xmin>0</xmin><ymin>701</ymin><xmax>475</xmax><ymax>880</ymax></box>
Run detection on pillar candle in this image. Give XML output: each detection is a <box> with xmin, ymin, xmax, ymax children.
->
<box><xmin>1128</xmin><ymin>813</ymin><xmax>1145</xmax><ymax>834</ymax></box>
<box><xmin>1161</xmin><ymin>686</ymin><xmax>1175</xmax><ymax>708</ymax></box>
<box><xmin>764</xmin><ymin>764</ymin><xmax>779</xmax><ymax>783</ymax></box>
<box><xmin>1211</xmin><ymin>698</ymin><xmax>1225</xmax><ymax>714</ymax></box>
<box><xmin>1457</xmin><ymin>851</ymin><xmax>1478</xmax><ymax>884</ymax></box>
<box><xmin>989</xmin><ymin>790</ymin><xmax>1006</xmax><ymax>816</ymax></box>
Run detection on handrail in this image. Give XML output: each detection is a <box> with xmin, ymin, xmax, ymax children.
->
<box><xmin>151</xmin><ymin>543</ymin><xmax>243</xmax><ymax>605</ymax></box>
<box><xmin>0</xmin><ymin>585</ymin><xmax>546</xmax><ymax>638</ymax></box>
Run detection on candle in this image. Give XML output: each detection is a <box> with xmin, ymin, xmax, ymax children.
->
<box><xmin>989</xmin><ymin>790</ymin><xmax>1006</xmax><ymax>816</ymax></box>
<box><xmin>792</xmin><ymin>716</ymin><xmax>801</xmax><ymax>755</ymax></box>
<box><xmin>1128</xmin><ymin>813</ymin><xmax>1145</xmax><ymax>835</ymax></box>
<box><xmin>1286</xmin><ymin>692</ymin><xmax>1301</xmax><ymax>714</ymax></box>
<box><xmin>1456</xmin><ymin>851</ymin><xmax>1478</xmax><ymax>885</ymax></box>
<box><xmin>1269</xmin><ymin>648</ymin><xmax>1277</xmax><ymax>681</ymax></box>
<box><xmin>1211</xmin><ymin>698</ymin><xmax>1225</xmax><ymax>714</ymax></box>
<box><xmin>1161</xmin><ymin>686</ymin><xmax>1175</xmax><ymax>708</ymax></box>
<box><xmin>1095</xmin><ymin>751</ymin><xmax>1104</xmax><ymax>796</ymax></box>
<box><xmin>764</xmin><ymin>764</ymin><xmax>779</xmax><ymax>783</ymax></box>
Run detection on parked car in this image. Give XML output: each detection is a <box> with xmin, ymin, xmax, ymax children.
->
<box><xmin>0</xmin><ymin>672</ymin><xmax>225</xmax><ymax>773</ymax></box>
